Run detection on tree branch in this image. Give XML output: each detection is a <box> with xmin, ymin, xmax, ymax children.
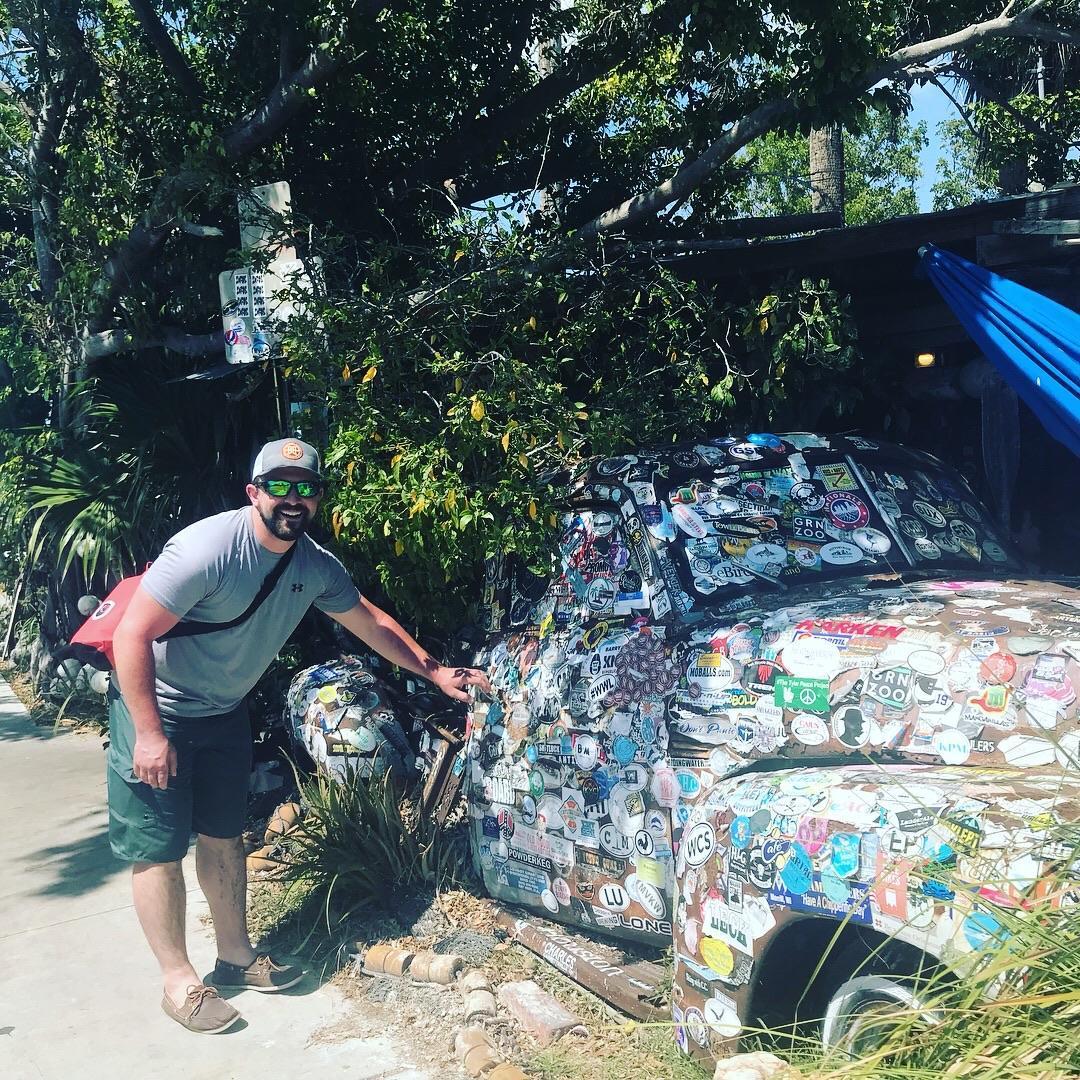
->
<box><xmin>576</xmin><ymin>2</ymin><xmax>1080</xmax><ymax>239</ymax></box>
<box><xmin>127</xmin><ymin>0</ymin><xmax>206</xmax><ymax>106</ymax></box>
<box><xmin>81</xmin><ymin>325</ymin><xmax>222</xmax><ymax>360</ymax></box>
<box><xmin>394</xmin><ymin>0</ymin><xmax>689</xmax><ymax>193</ymax></box>
<box><xmin>88</xmin><ymin>2</ymin><xmax>387</xmax><ymax>333</ymax></box>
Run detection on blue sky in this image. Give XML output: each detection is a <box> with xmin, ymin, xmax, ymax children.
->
<box><xmin>909</xmin><ymin>81</ymin><xmax>957</xmax><ymax>211</ymax></box>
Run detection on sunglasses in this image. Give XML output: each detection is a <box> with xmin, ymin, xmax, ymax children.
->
<box><xmin>257</xmin><ymin>478</ymin><xmax>323</xmax><ymax>498</ymax></box>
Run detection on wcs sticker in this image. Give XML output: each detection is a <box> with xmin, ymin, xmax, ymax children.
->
<box><xmin>681</xmin><ymin>821</ymin><xmax>716</xmax><ymax>867</ymax></box>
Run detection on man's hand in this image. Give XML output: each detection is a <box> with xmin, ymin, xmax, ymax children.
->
<box><xmin>430</xmin><ymin>665</ymin><xmax>493</xmax><ymax>703</ymax></box>
<box><xmin>133</xmin><ymin>731</ymin><xmax>178</xmax><ymax>790</ymax></box>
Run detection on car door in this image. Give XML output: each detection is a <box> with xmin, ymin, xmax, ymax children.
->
<box><xmin>466</xmin><ymin>501</ymin><xmax>683</xmax><ymax>943</ymax></box>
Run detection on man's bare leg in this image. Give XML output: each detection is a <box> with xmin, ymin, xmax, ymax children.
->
<box><xmin>131</xmin><ymin>860</ymin><xmax>201</xmax><ymax>1007</ymax></box>
<box><xmin>195</xmin><ymin>834</ymin><xmax>257</xmax><ymax>969</ymax></box>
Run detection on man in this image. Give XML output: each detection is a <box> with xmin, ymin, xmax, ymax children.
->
<box><xmin>110</xmin><ymin>437</ymin><xmax>490</xmax><ymax>1034</ymax></box>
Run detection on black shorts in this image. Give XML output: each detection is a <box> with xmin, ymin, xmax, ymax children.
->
<box><xmin>106</xmin><ymin>687</ymin><xmax>252</xmax><ymax>864</ymax></box>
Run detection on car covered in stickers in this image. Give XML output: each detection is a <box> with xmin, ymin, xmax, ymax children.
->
<box><xmin>462</xmin><ymin>432</ymin><xmax>1080</xmax><ymax>1065</ymax></box>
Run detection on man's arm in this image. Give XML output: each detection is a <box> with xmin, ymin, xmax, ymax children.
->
<box><xmin>327</xmin><ymin>597</ymin><xmax>492</xmax><ymax>702</ymax></box>
<box><xmin>112</xmin><ymin>586</ymin><xmax>184</xmax><ymax>790</ymax></box>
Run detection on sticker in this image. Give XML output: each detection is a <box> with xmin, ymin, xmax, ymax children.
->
<box><xmin>552</xmin><ymin>877</ymin><xmax>571</xmax><ymax>906</ymax></box>
<box><xmin>824</xmin><ymin>492</ymin><xmax>869</xmax><ymax>530</ymax></box>
<box><xmin>684</xmin><ymin>1007</ymin><xmax>709</xmax><ymax>1049</ymax></box>
<box><xmin>778</xmin><ymin>842</ymin><xmax>813</xmax><ymax>895</ymax></box>
<box><xmin>703</xmin><ymin>996</ymin><xmax>741</xmax><ymax>1038</ymax></box>
<box><xmin>672</xmin><ymin>503</ymin><xmax>709</xmax><ymax>538</ymax></box>
<box><xmin>963</xmin><ymin>911</ymin><xmax>1005</xmax><ymax>951</ymax></box>
<box><xmin>541</xmin><ymin>888</ymin><xmax>560</xmax><ymax>913</ymax></box>
<box><xmin>682</xmin><ymin>821</ymin><xmax>716</xmax><ymax>867</ymax></box>
<box><xmin>634</xmin><ymin>829</ymin><xmax>656</xmax><ymax>857</ymax></box>
<box><xmin>832</xmin><ymin>705</ymin><xmax>870</xmax><ymax>748</ymax></box>
<box><xmin>729</xmin><ymin>816</ymin><xmax>753</xmax><ymax>849</ymax></box>
<box><xmin>829</xmin><ymin>833</ymin><xmax>861</xmax><ymax>878</ymax></box>
<box><xmin>782</xmin><ymin>637</ymin><xmax>841</xmax><ymax>678</ymax></box>
<box><xmin>791</xmin><ymin>713</ymin><xmax>828</xmax><ymax>745</ymax></box>
<box><xmin>700</xmin><ymin>938</ymin><xmax>734</xmax><ymax>976</ymax></box>
<box><xmin>852</xmin><ymin>527</ymin><xmax>892</xmax><ymax>554</ymax></box>
<box><xmin>599</xmin><ymin>823</ymin><xmax>634</xmax><ymax>858</ymax></box>
<box><xmin>687</xmin><ymin>651</ymin><xmax>735</xmax><ymax>690</ymax></box>
<box><xmin>636</xmin><ymin>880</ymin><xmax>667</xmax><ymax>920</ymax></box>
<box><xmin>744</xmin><ymin>542</ymin><xmax>787</xmax><ymax>573</ymax></box>
<box><xmin>774</xmin><ymin>676</ymin><xmax>830</xmax><ymax>713</ymax></box>
<box><xmin>912</xmin><ymin>500</ymin><xmax>946</xmax><ymax>527</ymax></box>
<box><xmin>908</xmin><ymin>649</ymin><xmax>946</xmax><ymax>676</ymax></box>
<box><xmin>820</xmin><ymin>542</ymin><xmax>863</xmax><ymax>566</ymax></box>
<box><xmin>597</xmin><ymin>882</ymin><xmax>630</xmax><ymax>912</ymax></box>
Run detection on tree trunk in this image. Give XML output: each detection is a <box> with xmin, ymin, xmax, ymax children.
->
<box><xmin>809</xmin><ymin>124</ymin><xmax>845</xmax><ymax>220</ymax></box>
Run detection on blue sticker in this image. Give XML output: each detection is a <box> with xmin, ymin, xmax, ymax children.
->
<box><xmin>613</xmin><ymin>735</ymin><xmax>637</xmax><ymax>765</ymax></box>
<box><xmin>819</xmin><ymin>867</ymin><xmax>850</xmax><ymax>904</ymax></box>
<box><xmin>730</xmin><ymin>816</ymin><xmax>753</xmax><ymax>849</ymax></box>
<box><xmin>769</xmin><ymin>875</ymin><xmax>873</xmax><ymax>925</ymax></box>
<box><xmin>963</xmin><ymin>911</ymin><xmax>1007</xmax><ymax>951</ymax></box>
<box><xmin>922</xmin><ymin>879</ymin><xmax>955</xmax><ymax>901</ymax></box>
<box><xmin>779</xmin><ymin>841</ymin><xmax>813</xmax><ymax>895</ymax></box>
<box><xmin>524</xmin><ymin>743</ymin><xmax>538</xmax><ymax>764</ymax></box>
<box><xmin>830</xmin><ymin>833</ymin><xmax>861</xmax><ymax>878</ymax></box>
<box><xmin>676</xmin><ymin>771</ymin><xmax>701</xmax><ymax>797</ymax></box>
<box><xmin>487</xmin><ymin>700</ymin><xmax>504</xmax><ymax>725</ymax></box>
<box><xmin>496</xmin><ymin>865</ymin><xmax>548</xmax><ymax>895</ymax></box>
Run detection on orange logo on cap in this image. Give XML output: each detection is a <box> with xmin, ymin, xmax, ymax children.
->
<box><xmin>282</xmin><ymin>441</ymin><xmax>304</xmax><ymax>460</ymax></box>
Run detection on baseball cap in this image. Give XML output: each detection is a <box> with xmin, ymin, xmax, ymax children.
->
<box><xmin>251</xmin><ymin>438</ymin><xmax>322</xmax><ymax>480</ymax></box>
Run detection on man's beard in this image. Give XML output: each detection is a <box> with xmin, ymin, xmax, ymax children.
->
<box><xmin>260</xmin><ymin>504</ymin><xmax>310</xmax><ymax>541</ymax></box>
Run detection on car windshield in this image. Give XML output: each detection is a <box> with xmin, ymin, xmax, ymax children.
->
<box><xmin>582</xmin><ymin>433</ymin><xmax>1024</xmax><ymax>612</ymax></box>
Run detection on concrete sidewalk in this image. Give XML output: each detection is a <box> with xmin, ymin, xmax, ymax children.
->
<box><xmin>0</xmin><ymin>677</ymin><xmax>447</xmax><ymax>1080</ymax></box>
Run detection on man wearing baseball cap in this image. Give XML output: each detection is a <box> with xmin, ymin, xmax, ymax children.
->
<box><xmin>109</xmin><ymin>437</ymin><xmax>491</xmax><ymax>1033</ymax></box>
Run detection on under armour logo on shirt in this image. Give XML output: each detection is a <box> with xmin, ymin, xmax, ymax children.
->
<box><xmin>291</xmin><ymin>583</ymin><xmax>305</xmax><ymax>593</ymax></box>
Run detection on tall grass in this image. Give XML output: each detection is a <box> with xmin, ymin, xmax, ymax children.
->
<box><xmin>800</xmin><ymin>833</ymin><xmax>1080</xmax><ymax>1079</ymax></box>
<box><xmin>278</xmin><ymin>763</ymin><xmax>470</xmax><ymax>929</ymax></box>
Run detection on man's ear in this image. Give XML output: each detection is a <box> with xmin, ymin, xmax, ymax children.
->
<box><xmin>245</xmin><ymin>482</ymin><xmax>260</xmax><ymax>505</ymax></box>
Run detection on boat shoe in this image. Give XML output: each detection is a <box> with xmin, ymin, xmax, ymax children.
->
<box><xmin>211</xmin><ymin>953</ymin><xmax>304</xmax><ymax>993</ymax></box>
<box><xmin>161</xmin><ymin>984</ymin><xmax>241</xmax><ymax>1033</ymax></box>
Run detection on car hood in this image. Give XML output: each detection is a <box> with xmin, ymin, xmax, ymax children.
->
<box><xmin>670</xmin><ymin>576</ymin><xmax>1080</xmax><ymax>776</ymax></box>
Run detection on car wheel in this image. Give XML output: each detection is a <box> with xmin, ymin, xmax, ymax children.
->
<box><xmin>821</xmin><ymin>974</ymin><xmax>942</xmax><ymax>1057</ymax></box>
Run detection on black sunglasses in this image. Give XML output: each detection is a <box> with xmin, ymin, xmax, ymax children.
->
<box><xmin>256</xmin><ymin>478</ymin><xmax>323</xmax><ymax>498</ymax></box>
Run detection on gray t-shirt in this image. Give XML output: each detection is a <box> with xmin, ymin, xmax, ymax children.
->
<box><xmin>139</xmin><ymin>507</ymin><xmax>360</xmax><ymax>717</ymax></box>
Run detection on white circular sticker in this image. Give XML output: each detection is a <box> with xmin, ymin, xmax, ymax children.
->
<box><xmin>704</xmin><ymin>997</ymin><xmax>742</xmax><ymax>1038</ymax></box>
<box><xmin>791</xmin><ymin>712</ymin><xmax>828</xmax><ymax>746</ymax></box>
<box><xmin>852</xmin><ymin>527</ymin><xmax>892</xmax><ymax>555</ymax></box>
<box><xmin>782</xmin><ymin>637</ymin><xmax>841</xmax><ymax>678</ymax></box>
<box><xmin>634</xmin><ymin>829</ymin><xmax>656</xmax><ymax>857</ymax></box>
<box><xmin>908</xmin><ymin>649</ymin><xmax>946</xmax><ymax>676</ymax></box>
<box><xmin>540</xmin><ymin>888</ymin><xmax>560</xmax><ymax>913</ymax></box>
<box><xmin>933</xmin><ymin>729</ymin><xmax>971</xmax><ymax>765</ymax></box>
<box><xmin>820</xmin><ymin>542</ymin><xmax>863</xmax><ymax>566</ymax></box>
<box><xmin>599</xmin><ymin>822</ymin><xmax>635</xmax><ymax>858</ymax></box>
<box><xmin>597</xmin><ymin>882</ymin><xmax>630</xmax><ymax>912</ymax></box>
<box><xmin>744</xmin><ymin>542</ymin><xmax>787</xmax><ymax>573</ymax></box>
<box><xmin>687</xmin><ymin>650</ymin><xmax>735</xmax><ymax>690</ymax></box>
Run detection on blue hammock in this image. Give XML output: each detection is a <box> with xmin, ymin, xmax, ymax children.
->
<box><xmin>918</xmin><ymin>243</ymin><xmax>1080</xmax><ymax>459</ymax></box>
